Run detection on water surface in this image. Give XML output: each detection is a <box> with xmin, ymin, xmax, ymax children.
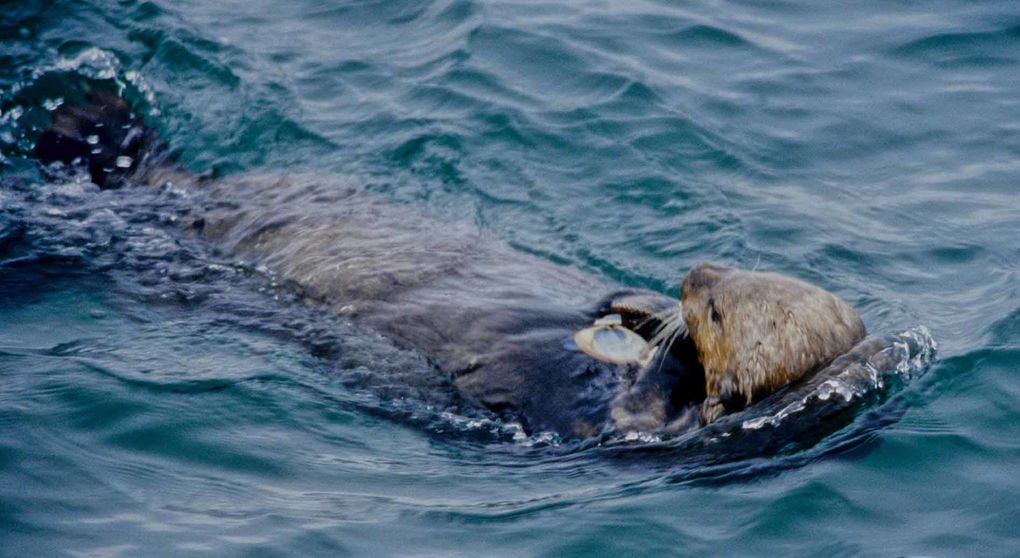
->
<box><xmin>2</xmin><ymin>0</ymin><xmax>1019</xmax><ymax>556</ymax></box>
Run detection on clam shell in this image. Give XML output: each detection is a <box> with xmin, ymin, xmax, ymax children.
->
<box><xmin>573</xmin><ymin>323</ymin><xmax>652</xmax><ymax>365</ymax></box>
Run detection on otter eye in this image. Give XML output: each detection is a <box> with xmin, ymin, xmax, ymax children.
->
<box><xmin>709</xmin><ymin>298</ymin><xmax>722</xmax><ymax>324</ymax></box>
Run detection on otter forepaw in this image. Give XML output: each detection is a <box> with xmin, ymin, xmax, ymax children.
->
<box><xmin>718</xmin><ymin>378</ymin><xmax>746</xmax><ymax>413</ymax></box>
<box><xmin>700</xmin><ymin>398</ymin><xmax>725</xmax><ymax>425</ymax></box>
<box><xmin>610</xmin><ymin>388</ymin><xmax>667</xmax><ymax>433</ymax></box>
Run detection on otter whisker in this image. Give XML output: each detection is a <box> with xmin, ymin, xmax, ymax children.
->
<box><xmin>647</xmin><ymin>306</ymin><xmax>686</xmax><ymax>351</ymax></box>
<box><xmin>650</xmin><ymin>312</ymin><xmax>688</xmax><ymax>376</ymax></box>
<box><xmin>647</xmin><ymin>319</ymin><xmax>676</xmax><ymax>349</ymax></box>
<box><xmin>638</xmin><ymin>306</ymin><xmax>680</xmax><ymax>336</ymax></box>
<box><xmin>663</xmin><ymin>315</ymin><xmax>687</xmax><ymax>352</ymax></box>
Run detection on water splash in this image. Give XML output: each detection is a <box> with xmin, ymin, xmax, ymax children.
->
<box><xmin>0</xmin><ymin>47</ymin><xmax>161</xmax><ymax>163</ymax></box>
<box><xmin>738</xmin><ymin>327</ymin><xmax>937</xmax><ymax>433</ymax></box>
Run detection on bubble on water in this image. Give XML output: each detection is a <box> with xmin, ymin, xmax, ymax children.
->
<box><xmin>0</xmin><ymin>106</ymin><xmax>23</xmax><ymax>126</ymax></box>
<box><xmin>623</xmin><ymin>430</ymin><xmax>663</xmax><ymax>443</ymax></box>
<box><xmin>816</xmin><ymin>379</ymin><xmax>856</xmax><ymax>402</ymax></box>
<box><xmin>742</xmin><ymin>400</ymin><xmax>806</xmax><ymax>431</ymax></box>
<box><xmin>86</xmin><ymin>134</ymin><xmax>100</xmax><ymax>145</ymax></box>
<box><xmin>44</xmin><ymin>48</ymin><xmax>120</xmax><ymax>81</ymax></box>
<box><xmin>116</xmin><ymin>156</ymin><xmax>133</xmax><ymax>168</ymax></box>
<box><xmin>9</xmin><ymin>48</ymin><xmax>163</xmax><ymax>124</ymax></box>
<box><xmin>124</xmin><ymin>70</ymin><xmax>160</xmax><ymax>117</ymax></box>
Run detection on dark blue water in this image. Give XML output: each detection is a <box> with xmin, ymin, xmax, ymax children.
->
<box><xmin>2</xmin><ymin>1</ymin><xmax>1019</xmax><ymax>555</ymax></box>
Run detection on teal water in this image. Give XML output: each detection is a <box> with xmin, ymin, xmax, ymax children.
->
<box><xmin>2</xmin><ymin>0</ymin><xmax>1019</xmax><ymax>556</ymax></box>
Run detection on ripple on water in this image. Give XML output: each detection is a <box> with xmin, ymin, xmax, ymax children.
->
<box><xmin>3</xmin><ymin>0</ymin><xmax>1020</xmax><ymax>555</ymax></box>
<box><xmin>890</xmin><ymin>25</ymin><xmax>1020</xmax><ymax>66</ymax></box>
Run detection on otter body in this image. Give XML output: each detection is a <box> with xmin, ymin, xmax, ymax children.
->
<box><xmin>191</xmin><ymin>173</ymin><xmax>704</xmax><ymax>437</ymax></box>
<box><xmin>32</xmin><ymin>92</ymin><xmax>934</xmax><ymax>445</ymax></box>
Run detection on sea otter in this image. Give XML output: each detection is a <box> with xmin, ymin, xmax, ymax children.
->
<box><xmin>34</xmin><ymin>90</ymin><xmax>705</xmax><ymax>438</ymax></box>
<box><xmin>30</xmin><ymin>90</ymin><xmax>933</xmax><ymax>443</ymax></box>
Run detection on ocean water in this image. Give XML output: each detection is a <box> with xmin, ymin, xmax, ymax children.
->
<box><xmin>2</xmin><ymin>0</ymin><xmax>1019</xmax><ymax>556</ymax></box>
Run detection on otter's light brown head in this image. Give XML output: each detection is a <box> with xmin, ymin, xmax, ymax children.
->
<box><xmin>680</xmin><ymin>262</ymin><xmax>866</xmax><ymax>424</ymax></box>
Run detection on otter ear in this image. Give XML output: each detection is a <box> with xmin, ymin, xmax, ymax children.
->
<box><xmin>682</xmin><ymin>262</ymin><xmax>729</xmax><ymax>294</ymax></box>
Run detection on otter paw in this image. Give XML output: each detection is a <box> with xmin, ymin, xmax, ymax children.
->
<box><xmin>610</xmin><ymin>389</ymin><xmax>667</xmax><ymax>433</ymax></box>
<box><xmin>700</xmin><ymin>398</ymin><xmax>726</xmax><ymax>425</ymax></box>
<box><xmin>718</xmin><ymin>378</ymin><xmax>746</xmax><ymax>413</ymax></box>
<box><xmin>664</xmin><ymin>405</ymin><xmax>700</xmax><ymax>434</ymax></box>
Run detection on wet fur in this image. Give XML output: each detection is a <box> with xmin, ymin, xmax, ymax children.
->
<box><xmin>35</xmin><ymin>93</ymin><xmax>885</xmax><ymax>440</ymax></box>
<box><xmin>681</xmin><ymin>262</ymin><xmax>866</xmax><ymax>424</ymax></box>
<box><xmin>34</xmin><ymin>95</ymin><xmax>708</xmax><ymax>437</ymax></box>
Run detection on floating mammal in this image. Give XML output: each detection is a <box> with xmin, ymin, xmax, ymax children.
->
<box><xmin>35</xmin><ymin>91</ymin><xmax>705</xmax><ymax>438</ymax></box>
<box><xmin>31</xmin><ymin>90</ymin><xmax>934</xmax><ymax>443</ymax></box>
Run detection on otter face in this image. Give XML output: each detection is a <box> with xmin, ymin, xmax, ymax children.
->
<box><xmin>681</xmin><ymin>262</ymin><xmax>866</xmax><ymax>425</ymax></box>
<box><xmin>680</xmin><ymin>263</ymin><xmax>744</xmax><ymax>423</ymax></box>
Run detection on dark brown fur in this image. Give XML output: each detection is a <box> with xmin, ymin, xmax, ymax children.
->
<box><xmin>38</xmin><ymin>94</ymin><xmax>889</xmax><ymax>440</ymax></box>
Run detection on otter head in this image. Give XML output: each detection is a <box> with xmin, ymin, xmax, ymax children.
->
<box><xmin>681</xmin><ymin>262</ymin><xmax>866</xmax><ymax>425</ymax></box>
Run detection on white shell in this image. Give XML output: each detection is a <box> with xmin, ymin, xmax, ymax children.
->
<box><xmin>573</xmin><ymin>323</ymin><xmax>652</xmax><ymax>365</ymax></box>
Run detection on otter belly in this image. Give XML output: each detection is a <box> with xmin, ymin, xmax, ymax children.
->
<box><xmin>181</xmin><ymin>172</ymin><xmax>703</xmax><ymax>437</ymax></box>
